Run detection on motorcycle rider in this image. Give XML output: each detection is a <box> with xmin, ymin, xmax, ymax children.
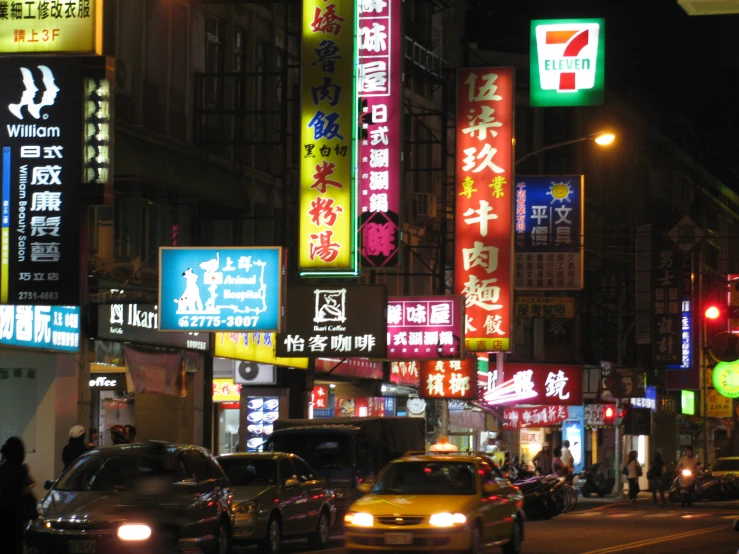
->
<box><xmin>110</xmin><ymin>424</ymin><xmax>129</xmax><ymax>445</ymax></box>
<box><xmin>62</xmin><ymin>425</ymin><xmax>88</xmax><ymax>471</ymax></box>
<box><xmin>677</xmin><ymin>445</ymin><xmax>698</xmax><ymax>474</ymax></box>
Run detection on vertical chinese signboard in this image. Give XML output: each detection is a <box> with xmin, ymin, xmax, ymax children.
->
<box><xmin>0</xmin><ymin>58</ymin><xmax>83</xmax><ymax>305</ymax></box>
<box><xmin>419</xmin><ymin>358</ymin><xmax>478</xmax><ymax>400</ymax></box>
<box><xmin>514</xmin><ymin>175</ymin><xmax>584</xmax><ymax>290</ymax></box>
<box><xmin>300</xmin><ymin>0</ymin><xmax>357</xmax><ymax>275</ymax></box>
<box><xmin>652</xmin><ymin>236</ymin><xmax>682</xmax><ymax>366</ymax></box>
<box><xmin>454</xmin><ymin>67</ymin><xmax>514</xmax><ymax>352</ymax></box>
<box><xmin>357</xmin><ymin>0</ymin><xmax>401</xmax><ymax>268</ymax></box>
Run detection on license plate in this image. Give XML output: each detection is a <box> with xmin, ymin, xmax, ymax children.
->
<box><xmin>68</xmin><ymin>540</ymin><xmax>96</xmax><ymax>554</ymax></box>
<box><xmin>384</xmin><ymin>532</ymin><xmax>413</xmax><ymax>545</ymax></box>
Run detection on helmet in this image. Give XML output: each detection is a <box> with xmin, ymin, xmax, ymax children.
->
<box><xmin>110</xmin><ymin>425</ymin><xmax>128</xmax><ymax>444</ymax></box>
<box><xmin>69</xmin><ymin>425</ymin><xmax>85</xmax><ymax>439</ymax></box>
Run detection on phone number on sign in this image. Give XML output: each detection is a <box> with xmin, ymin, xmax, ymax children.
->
<box><xmin>177</xmin><ymin>315</ymin><xmax>260</xmax><ymax>329</ymax></box>
<box><xmin>18</xmin><ymin>291</ymin><xmax>59</xmax><ymax>301</ymax></box>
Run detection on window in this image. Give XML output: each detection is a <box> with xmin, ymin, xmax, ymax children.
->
<box><xmin>205</xmin><ymin>15</ymin><xmax>224</xmax><ymax>106</ymax></box>
<box><xmin>180</xmin><ymin>450</ymin><xmax>211</xmax><ymax>482</ymax></box>
<box><xmin>290</xmin><ymin>456</ymin><xmax>317</xmax><ymax>482</ymax></box>
<box><xmin>371</xmin><ymin>462</ymin><xmax>476</xmax><ymax>495</ymax></box>
<box><xmin>219</xmin><ymin>458</ymin><xmax>276</xmax><ymax>486</ymax></box>
<box><xmin>204</xmin><ymin>453</ymin><xmax>227</xmax><ymax>480</ymax></box>
<box><xmin>234</xmin><ymin>27</ymin><xmax>247</xmax><ymax>72</ymax></box>
<box><xmin>279</xmin><ymin>458</ymin><xmax>297</xmax><ymax>484</ymax></box>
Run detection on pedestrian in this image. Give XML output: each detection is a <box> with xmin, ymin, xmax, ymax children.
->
<box><xmin>110</xmin><ymin>424</ymin><xmax>129</xmax><ymax>445</ymax></box>
<box><xmin>647</xmin><ymin>451</ymin><xmax>668</xmax><ymax>505</ymax></box>
<box><xmin>552</xmin><ymin>446</ymin><xmax>568</xmax><ymax>477</ymax></box>
<box><xmin>623</xmin><ymin>450</ymin><xmax>642</xmax><ymax>503</ymax></box>
<box><xmin>561</xmin><ymin>440</ymin><xmax>574</xmax><ymax>470</ymax></box>
<box><xmin>87</xmin><ymin>427</ymin><xmax>99</xmax><ymax>449</ymax></box>
<box><xmin>533</xmin><ymin>442</ymin><xmax>553</xmax><ymax>475</ymax></box>
<box><xmin>125</xmin><ymin>424</ymin><xmax>137</xmax><ymax>443</ymax></box>
<box><xmin>0</xmin><ymin>436</ymin><xmax>36</xmax><ymax>554</ymax></box>
<box><xmin>62</xmin><ymin>425</ymin><xmax>89</xmax><ymax>471</ymax></box>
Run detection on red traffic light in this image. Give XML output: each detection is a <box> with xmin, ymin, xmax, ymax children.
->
<box><xmin>605</xmin><ymin>407</ymin><xmax>614</xmax><ymax>418</ymax></box>
<box><xmin>705</xmin><ymin>305</ymin><xmax>722</xmax><ymax>320</ymax></box>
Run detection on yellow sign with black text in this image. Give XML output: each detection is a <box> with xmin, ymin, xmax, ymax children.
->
<box><xmin>215</xmin><ymin>332</ymin><xmax>309</xmax><ymax>369</ymax></box>
<box><xmin>0</xmin><ymin>0</ymin><xmax>103</xmax><ymax>54</ymax></box>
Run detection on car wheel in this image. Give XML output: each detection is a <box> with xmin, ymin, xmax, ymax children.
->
<box><xmin>309</xmin><ymin>510</ymin><xmax>330</xmax><ymax>549</ymax></box>
<box><xmin>260</xmin><ymin>516</ymin><xmax>281</xmax><ymax>554</ymax></box>
<box><xmin>467</xmin><ymin>522</ymin><xmax>482</xmax><ymax>554</ymax></box>
<box><xmin>212</xmin><ymin>519</ymin><xmax>230</xmax><ymax>554</ymax></box>
<box><xmin>501</xmin><ymin>520</ymin><xmax>522</xmax><ymax>554</ymax></box>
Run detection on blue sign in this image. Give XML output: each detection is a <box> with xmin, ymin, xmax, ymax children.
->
<box><xmin>563</xmin><ymin>419</ymin><xmax>584</xmax><ymax>473</ymax></box>
<box><xmin>681</xmin><ymin>300</ymin><xmax>691</xmax><ymax>370</ymax></box>
<box><xmin>159</xmin><ymin>247</ymin><xmax>283</xmax><ymax>332</ymax></box>
<box><xmin>313</xmin><ymin>394</ymin><xmax>335</xmax><ymax>418</ymax></box>
<box><xmin>384</xmin><ymin>396</ymin><xmax>396</xmax><ymax>416</ymax></box>
<box><xmin>514</xmin><ymin>176</ymin><xmax>583</xmax><ymax>251</ymax></box>
<box><xmin>0</xmin><ymin>305</ymin><xmax>80</xmax><ymax>352</ymax></box>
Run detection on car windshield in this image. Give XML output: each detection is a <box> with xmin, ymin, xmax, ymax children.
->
<box><xmin>713</xmin><ymin>459</ymin><xmax>739</xmax><ymax>472</ymax></box>
<box><xmin>55</xmin><ymin>453</ymin><xmax>179</xmax><ymax>492</ymax></box>
<box><xmin>268</xmin><ymin>433</ymin><xmax>352</xmax><ymax>470</ymax></box>
<box><xmin>371</xmin><ymin>461</ymin><xmax>477</xmax><ymax>495</ymax></box>
<box><xmin>219</xmin><ymin>458</ymin><xmax>276</xmax><ymax>486</ymax></box>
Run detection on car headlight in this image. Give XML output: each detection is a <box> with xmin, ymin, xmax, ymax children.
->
<box><xmin>344</xmin><ymin>512</ymin><xmax>374</xmax><ymax>527</ymax></box>
<box><xmin>117</xmin><ymin>524</ymin><xmax>152</xmax><ymax>541</ymax></box>
<box><xmin>233</xmin><ymin>501</ymin><xmax>258</xmax><ymax>516</ymax></box>
<box><xmin>682</xmin><ymin>469</ymin><xmax>692</xmax><ymax>477</ymax></box>
<box><xmin>429</xmin><ymin>513</ymin><xmax>467</xmax><ymax>527</ymax></box>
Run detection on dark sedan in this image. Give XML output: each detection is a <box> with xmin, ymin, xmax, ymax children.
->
<box><xmin>26</xmin><ymin>442</ymin><xmax>233</xmax><ymax>554</ymax></box>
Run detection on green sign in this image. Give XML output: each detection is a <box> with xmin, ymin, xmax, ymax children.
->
<box><xmin>713</xmin><ymin>361</ymin><xmax>739</xmax><ymax>399</ymax></box>
<box><xmin>680</xmin><ymin>390</ymin><xmax>695</xmax><ymax>415</ymax></box>
<box><xmin>530</xmin><ymin>18</ymin><xmax>606</xmax><ymax>107</ymax></box>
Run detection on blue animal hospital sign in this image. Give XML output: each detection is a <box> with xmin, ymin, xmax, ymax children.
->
<box><xmin>159</xmin><ymin>247</ymin><xmax>283</xmax><ymax>332</ymax></box>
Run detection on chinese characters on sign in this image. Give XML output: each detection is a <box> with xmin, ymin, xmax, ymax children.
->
<box><xmin>158</xmin><ymin>247</ymin><xmax>283</xmax><ymax>332</ymax></box>
<box><xmin>300</xmin><ymin>0</ymin><xmax>356</xmax><ymax>273</ymax></box>
<box><xmin>0</xmin><ymin>304</ymin><xmax>79</xmax><ymax>352</ymax></box>
<box><xmin>515</xmin><ymin>296</ymin><xmax>575</xmax><ymax>318</ymax></box>
<box><xmin>454</xmin><ymin>67</ymin><xmax>514</xmax><ymax>353</ymax></box>
<box><xmin>277</xmin><ymin>285</ymin><xmax>387</xmax><ymax>358</ymax></box>
<box><xmin>514</xmin><ymin>176</ymin><xmax>584</xmax><ymax>290</ymax></box>
<box><xmin>312</xmin><ymin>385</ymin><xmax>329</xmax><ymax>409</ymax></box>
<box><xmin>0</xmin><ymin>58</ymin><xmax>83</xmax><ymax>305</ymax></box>
<box><xmin>389</xmin><ymin>360</ymin><xmax>419</xmax><ymax>386</ymax></box>
<box><xmin>386</xmin><ymin>296</ymin><xmax>463</xmax><ymax>360</ymax></box>
<box><xmin>503</xmin><ymin>405</ymin><xmax>569</xmax><ymax>430</ymax></box>
<box><xmin>212</xmin><ymin>378</ymin><xmax>241</xmax><ymax>403</ymax></box>
<box><xmin>357</xmin><ymin>0</ymin><xmax>401</xmax><ymax>268</ymax></box>
<box><xmin>483</xmin><ymin>362</ymin><xmax>582</xmax><ymax>406</ymax></box>
<box><xmin>681</xmin><ymin>300</ymin><xmax>691</xmax><ymax>370</ymax></box>
<box><xmin>0</xmin><ymin>0</ymin><xmax>101</xmax><ymax>54</ymax></box>
<box><xmin>419</xmin><ymin>358</ymin><xmax>478</xmax><ymax>400</ymax></box>
<box><xmin>652</xmin><ymin>238</ymin><xmax>682</xmax><ymax>366</ymax></box>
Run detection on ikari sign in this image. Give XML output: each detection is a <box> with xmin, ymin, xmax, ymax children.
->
<box><xmin>530</xmin><ymin>19</ymin><xmax>605</xmax><ymax>107</ymax></box>
<box><xmin>158</xmin><ymin>247</ymin><xmax>283</xmax><ymax>333</ymax></box>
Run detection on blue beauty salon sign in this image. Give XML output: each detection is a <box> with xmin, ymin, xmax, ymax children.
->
<box><xmin>0</xmin><ymin>305</ymin><xmax>80</xmax><ymax>352</ymax></box>
<box><xmin>159</xmin><ymin>247</ymin><xmax>283</xmax><ymax>332</ymax></box>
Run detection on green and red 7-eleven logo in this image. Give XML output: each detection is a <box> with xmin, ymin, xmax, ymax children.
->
<box><xmin>530</xmin><ymin>18</ymin><xmax>605</xmax><ymax>107</ymax></box>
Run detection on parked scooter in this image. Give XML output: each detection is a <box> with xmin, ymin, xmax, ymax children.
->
<box><xmin>576</xmin><ymin>462</ymin><xmax>608</xmax><ymax>498</ymax></box>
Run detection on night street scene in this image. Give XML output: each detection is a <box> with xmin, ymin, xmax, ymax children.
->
<box><xmin>4</xmin><ymin>0</ymin><xmax>739</xmax><ymax>553</ymax></box>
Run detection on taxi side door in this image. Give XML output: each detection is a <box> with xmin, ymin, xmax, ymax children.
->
<box><xmin>478</xmin><ymin>460</ymin><xmax>510</xmax><ymax>545</ymax></box>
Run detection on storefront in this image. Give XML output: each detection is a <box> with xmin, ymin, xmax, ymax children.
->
<box><xmin>0</xmin><ymin>305</ymin><xmax>82</xmax><ymax>484</ymax></box>
<box><xmin>94</xmin><ymin>303</ymin><xmax>211</xmax><ymax>445</ymax></box>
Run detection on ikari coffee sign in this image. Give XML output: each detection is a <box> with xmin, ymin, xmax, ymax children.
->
<box><xmin>530</xmin><ymin>19</ymin><xmax>605</xmax><ymax>107</ymax></box>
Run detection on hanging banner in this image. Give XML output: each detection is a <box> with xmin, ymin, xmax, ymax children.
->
<box><xmin>483</xmin><ymin>362</ymin><xmax>583</xmax><ymax>406</ymax></box>
<box><xmin>419</xmin><ymin>358</ymin><xmax>478</xmax><ymax>400</ymax></box>
<box><xmin>514</xmin><ymin>175</ymin><xmax>584</xmax><ymax>290</ymax></box>
<box><xmin>357</xmin><ymin>0</ymin><xmax>401</xmax><ymax>268</ymax></box>
<box><xmin>652</xmin><ymin>236</ymin><xmax>683</xmax><ymax>366</ymax></box>
<box><xmin>502</xmin><ymin>405</ymin><xmax>570</xmax><ymax>429</ymax></box>
<box><xmin>123</xmin><ymin>345</ymin><xmax>183</xmax><ymax>397</ymax></box>
<box><xmin>454</xmin><ymin>67</ymin><xmax>514</xmax><ymax>352</ymax></box>
<box><xmin>386</xmin><ymin>296</ymin><xmax>464</xmax><ymax>360</ymax></box>
<box><xmin>530</xmin><ymin>18</ymin><xmax>605</xmax><ymax>107</ymax></box>
<box><xmin>299</xmin><ymin>0</ymin><xmax>357</xmax><ymax>274</ymax></box>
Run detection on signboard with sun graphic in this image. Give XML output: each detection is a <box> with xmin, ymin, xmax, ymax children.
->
<box><xmin>514</xmin><ymin>175</ymin><xmax>584</xmax><ymax>290</ymax></box>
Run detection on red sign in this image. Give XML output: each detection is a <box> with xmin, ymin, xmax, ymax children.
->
<box><xmin>454</xmin><ymin>67</ymin><xmax>514</xmax><ymax>353</ymax></box>
<box><xmin>387</xmin><ymin>296</ymin><xmax>464</xmax><ymax>360</ymax></box>
<box><xmin>502</xmin><ymin>406</ymin><xmax>570</xmax><ymax>429</ymax></box>
<box><xmin>390</xmin><ymin>361</ymin><xmax>419</xmax><ymax>387</ymax></box>
<box><xmin>315</xmin><ymin>357</ymin><xmax>383</xmax><ymax>379</ymax></box>
<box><xmin>312</xmin><ymin>386</ymin><xmax>329</xmax><ymax>410</ymax></box>
<box><xmin>419</xmin><ymin>358</ymin><xmax>478</xmax><ymax>400</ymax></box>
<box><xmin>483</xmin><ymin>362</ymin><xmax>582</xmax><ymax>406</ymax></box>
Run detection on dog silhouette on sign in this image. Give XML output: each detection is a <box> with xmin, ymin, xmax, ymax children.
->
<box><xmin>174</xmin><ymin>268</ymin><xmax>203</xmax><ymax>312</ymax></box>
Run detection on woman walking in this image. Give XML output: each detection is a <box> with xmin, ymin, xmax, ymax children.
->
<box><xmin>647</xmin><ymin>451</ymin><xmax>668</xmax><ymax>505</ymax></box>
<box><xmin>624</xmin><ymin>450</ymin><xmax>642</xmax><ymax>503</ymax></box>
<box><xmin>0</xmin><ymin>436</ymin><xmax>35</xmax><ymax>554</ymax></box>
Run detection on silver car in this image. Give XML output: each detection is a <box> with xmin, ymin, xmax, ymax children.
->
<box><xmin>218</xmin><ymin>452</ymin><xmax>335</xmax><ymax>554</ymax></box>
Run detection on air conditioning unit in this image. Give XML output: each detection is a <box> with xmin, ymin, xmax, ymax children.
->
<box><xmin>678</xmin><ymin>0</ymin><xmax>739</xmax><ymax>14</ymax></box>
<box><xmin>414</xmin><ymin>192</ymin><xmax>437</xmax><ymax>218</ymax></box>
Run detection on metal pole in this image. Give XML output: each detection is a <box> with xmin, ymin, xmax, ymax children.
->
<box><xmin>698</xmin><ymin>250</ymin><xmax>709</xmax><ymax>465</ymax></box>
<box><xmin>613</xmin><ymin>398</ymin><xmax>621</xmax><ymax>497</ymax></box>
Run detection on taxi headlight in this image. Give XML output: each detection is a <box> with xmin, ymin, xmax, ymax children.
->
<box><xmin>429</xmin><ymin>513</ymin><xmax>467</xmax><ymax>527</ymax></box>
<box><xmin>117</xmin><ymin>524</ymin><xmax>152</xmax><ymax>541</ymax></box>
<box><xmin>345</xmin><ymin>512</ymin><xmax>374</xmax><ymax>527</ymax></box>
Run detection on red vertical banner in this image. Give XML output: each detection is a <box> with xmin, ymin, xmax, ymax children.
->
<box><xmin>454</xmin><ymin>68</ymin><xmax>514</xmax><ymax>352</ymax></box>
<box><xmin>357</xmin><ymin>0</ymin><xmax>402</xmax><ymax>267</ymax></box>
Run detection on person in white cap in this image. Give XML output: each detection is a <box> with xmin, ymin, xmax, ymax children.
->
<box><xmin>62</xmin><ymin>425</ymin><xmax>88</xmax><ymax>471</ymax></box>
<box><xmin>533</xmin><ymin>442</ymin><xmax>553</xmax><ymax>476</ymax></box>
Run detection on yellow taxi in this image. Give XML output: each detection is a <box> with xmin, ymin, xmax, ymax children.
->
<box><xmin>344</xmin><ymin>439</ymin><xmax>524</xmax><ymax>553</ymax></box>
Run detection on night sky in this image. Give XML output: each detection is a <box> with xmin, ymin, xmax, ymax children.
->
<box><xmin>466</xmin><ymin>0</ymin><xmax>739</xmax><ymax>181</ymax></box>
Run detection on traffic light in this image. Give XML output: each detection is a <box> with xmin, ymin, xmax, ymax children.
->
<box><xmin>603</xmin><ymin>405</ymin><xmax>616</xmax><ymax>425</ymax></box>
<box><xmin>705</xmin><ymin>305</ymin><xmax>722</xmax><ymax>320</ymax></box>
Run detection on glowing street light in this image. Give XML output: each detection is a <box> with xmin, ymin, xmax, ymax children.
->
<box><xmin>516</xmin><ymin>130</ymin><xmax>617</xmax><ymax>165</ymax></box>
<box><xmin>593</xmin><ymin>132</ymin><xmax>615</xmax><ymax>146</ymax></box>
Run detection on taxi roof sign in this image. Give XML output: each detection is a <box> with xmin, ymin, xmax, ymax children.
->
<box><xmin>430</xmin><ymin>437</ymin><xmax>458</xmax><ymax>452</ymax></box>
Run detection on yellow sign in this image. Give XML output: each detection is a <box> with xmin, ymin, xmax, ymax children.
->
<box><xmin>515</xmin><ymin>296</ymin><xmax>575</xmax><ymax>318</ymax></box>
<box><xmin>215</xmin><ymin>332</ymin><xmax>309</xmax><ymax>369</ymax></box>
<box><xmin>212</xmin><ymin>378</ymin><xmax>241</xmax><ymax>403</ymax></box>
<box><xmin>0</xmin><ymin>0</ymin><xmax>103</xmax><ymax>54</ymax></box>
<box><xmin>299</xmin><ymin>0</ymin><xmax>356</xmax><ymax>274</ymax></box>
<box><xmin>706</xmin><ymin>388</ymin><xmax>733</xmax><ymax>418</ymax></box>
<box><xmin>464</xmin><ymin>338</ymin><xmax>510</xmax><ymax>353</ymax></box>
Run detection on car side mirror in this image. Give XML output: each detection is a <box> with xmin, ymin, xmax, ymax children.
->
<box><xmin>357</xmin><ymin>483</ymin><xmax>373</xmax><ymax>494</ymax></box>
<box><xmin>284</xmin><ymin>478</ymin><xmax>300</xmax><ymax>489</ymax></box>
<box><xmin>44</xmin><ymin>480</ymin><xmax>55</xmax><ymax>491</ymax></box>
<box><xmin>482</xmin><ymin>483</ymin><xmax>498</xmax><ymax>495</ymax></box>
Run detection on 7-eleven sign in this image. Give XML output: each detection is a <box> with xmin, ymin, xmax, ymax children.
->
<box><xmin>530</xmin><ymin>18</ymin><xmax>605</xmax><ymax>107</ymax></box>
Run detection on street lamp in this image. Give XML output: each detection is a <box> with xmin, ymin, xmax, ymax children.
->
<box><xmin>515</xmin><ymin>131</ymin><xmax>616</xmax><ymax>165</ymax></box>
